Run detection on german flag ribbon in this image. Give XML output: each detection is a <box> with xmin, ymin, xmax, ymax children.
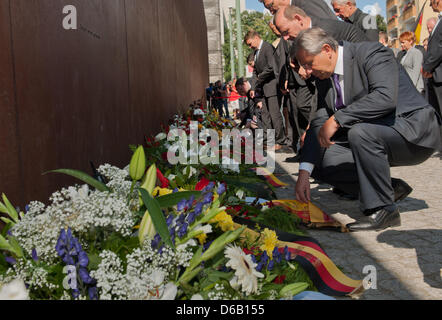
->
<box><xmin>251</xmin><ymin>167</ymin><xmax>289</xmax><ymax>188</ymax></box>
<box><xmin>234</xmin><ymin>221</ymin><xmax>364</xmax><ymax>298</ymax></box>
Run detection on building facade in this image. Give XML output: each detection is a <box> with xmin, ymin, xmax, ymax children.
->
<box><xmin>387</xmin><ymin>0</ymin><xmax>438</xmax><ymax>47</ymax></box>
<box><xmin>204</xmin><ymin>0</ymin><xmax>224</xmax><ymax>83</ymax></box>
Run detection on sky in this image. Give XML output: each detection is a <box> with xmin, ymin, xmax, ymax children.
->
<box><xmin>245</xmin><ymin>0</ymin><xmax>387</xmax><ymax>18</ymax></box>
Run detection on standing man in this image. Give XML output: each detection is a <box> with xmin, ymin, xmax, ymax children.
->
<box><xmin>427</xmin><ymin>17</ymin><xmax>437</xmax><ymax>35</ymax></box>
<box><xmin>244</xmin><ymin>30</ymin><xmax>287</xmax><ymax>150</ymax></box>
<box><xmin>259</xmin><ymin>0</ymin><xmax>337</xmax><ymax>20</ymax></box>
<box><xmin>331</xmin><ymin>0</ymin><xmax>379</xmax><ymax>42</ymax></box>
<box><xmin>294</xmin><ymin>28</ymin><xmax>441</xmax><ymax>231</ymax></box>
<box><xmin>422</xmin><ymin>0</ymin><xmax>442</xmax><ymax>117</ymax></box>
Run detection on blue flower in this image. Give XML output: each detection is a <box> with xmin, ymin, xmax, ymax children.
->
<box><xmin>202</xmin><ymin>193</ymin><xmax>213</xmax><ymax>205</ymax></box>
<box><xmin>88</xmin><ymin>287</ymin><xmax>98</xmax><ymax>300</ymax></box>
<box><xmin>261</xmin><ymin>251</ymin><xmax>269</xmax><ymax>264</ymax></box>
<box><xmin>202</xmin><ymin>182</ymin><xmax>215</xmax><ymax>193</ymax></box>
<box><xmin>283</xmin><ymin>246</ymin><xmax>291</xmax><ymax>261</ymax></box>
<box><xmin>178</xmin><ymin>223</ymin><xmax>188</xmax><ymax>238</ymax></box>
<box><xmin>31</xmin><ymin>249</ymin><xmax>39</xmax><ymax>262</ymax></box>
<box><xmin>177</xmin><ymin>199</ymin><xmax>187</xmax><ymax>211</ymax></box>
<box><xmin>267</xmin><ymin>259</ymin><xmax>275</xmax><ymax>271</ymax></box>
<box><xmin>5</xmin><ymin>256</ymin><xmax>16</xmax><ymax>265</ymax></box>
<box><xmin>217</xmin><ymin>183</ymin><xmax>226</xmax><ymax>195</ymax></box>
<box><xmin>194</xmin><ymin>202</ymin><xmax>203</xmax><ymax>216</ymax></box>
<box><xmin>186</xmin><ymin>211</ymin><xmax>196</xmax><ymax>224</ymax></box>
<box><xmin>256</xmin><ymin>261</ymin><xmax>265</xmax><ymax>272</ymax></box>
<box><xmin>273</xmin><ymin>247</ymin><xmax>282</xmax><ymax>264</ymax></box>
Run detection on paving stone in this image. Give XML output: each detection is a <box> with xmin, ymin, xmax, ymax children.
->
<box><xmin>273</xmin><ymin>153</ymin><xmax>442</xmax><ymax>299</ymax></box>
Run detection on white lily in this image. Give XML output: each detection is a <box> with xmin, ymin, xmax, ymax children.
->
<box><xmin>0</xmin><ymin>279</ymin><xmax>29</xmax><ymax>300</ymax></box>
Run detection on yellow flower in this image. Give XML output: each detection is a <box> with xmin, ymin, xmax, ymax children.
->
<box><xmin>210</xmin><ymin>211</ymin><xmax>234</xmax><ymax>232</ymax></box>
<box><xmin>196</xmin><ymin>233</ymin><xmax>207</xmax><ymax>245</ymax></box>
<box><xmin>260</xmin><ymin>228</ymin><xmax>278</xmax><ymax>259</ymax></box>
<box><xmin>152</xmin><ymin>187</ymin><xmax>173</xmax><ymax>197</ymax></box>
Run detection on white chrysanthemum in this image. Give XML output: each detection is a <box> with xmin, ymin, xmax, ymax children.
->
<box><xmin>224</xmin><ymin>245</ymin><xmax>264</xmax><ymax>296</ymax></box>
<box><xmin>0</xmin><ymin>279</ymin><xmax>29</xmax><ymax>300</ymax></box>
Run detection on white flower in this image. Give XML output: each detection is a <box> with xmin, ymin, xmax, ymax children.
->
<box><xmin>191</xmin><ymin>294</ymin><xmax>204</xmax><ymax>300</ymax></box>
<box><xmin>155</xmin><ymin>133</ymin><xmax>167</xmax><ymax>141</ymax></box>
<box><xmin>224</xmin><ymin>245</ymin><xmax>264</xmax><ymax>296</ymax></box>
<box><xmin>194</xmin><ymin>224</ymin><xmax>213</xmax><ymax>235</ymax></box>
<box><xmin>68</xmin><ymin>184</ymin><xmax>89</xmax><ymax>202</ymax></box>
<box><xmin>159</xmin><ymin>282</ymin><xmax>177</xmax><ymax>300</ymax></box>
<box><xmin>193</xmin><ymin>109</ymin><xmax>205</xmax><ymax>116</ymax></box>
<box><xmin>0</xmin><ymin>279</ymin><xmax>29</xmax><ymax>300</ymax></box>
<box><xmin>236</xmin><ymin>189</ymin><xmax>245</xmax><ymax>200</ymax></box>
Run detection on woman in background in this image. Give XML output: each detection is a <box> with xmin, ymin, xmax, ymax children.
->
<box><xmin>399</xmin><ymin>31</ymin><xmax>424</xmax><ymax>94</ymax></box>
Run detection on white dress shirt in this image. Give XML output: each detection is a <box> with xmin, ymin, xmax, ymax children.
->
<box><xmin>299</xmin><ymin>46</ymin><xmax>345</xmax><ymax>175</ymax></box>
<box><xmin>254</xmin><ymin>39</ymin><xmax>264</xmax><ymax>62</ymax></box>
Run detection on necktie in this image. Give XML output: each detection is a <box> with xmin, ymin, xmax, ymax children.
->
<box><xmin>332</xmin><ymin>73</ymin><xmax>345</xmax><ymax>110</ymax></box>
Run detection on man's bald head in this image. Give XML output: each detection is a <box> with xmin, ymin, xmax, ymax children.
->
<box><xmin>274</xmin><ymin>5</ymin><xmax>310</xmax><ymax>41</ymax></box>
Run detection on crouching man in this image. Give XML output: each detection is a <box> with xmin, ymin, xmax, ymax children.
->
<box><xmin>294</xmin><ymin>28</ymin><xmax>442</xmax><ymax>232</ymax></box>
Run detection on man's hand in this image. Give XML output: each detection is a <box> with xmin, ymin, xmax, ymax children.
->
<box><xmin>256</xmin><ymin>101</ymin><xmax>263</xmax><ymax>109</ymax></box>
<box><xmin>422</xmin><ymin>70</ymin><xmax>433</xmax><ymax>79</ymax></box>
<box><xmin>280</xmin><ymin>80</ymin><xmax>289</xmax><ymax>95</ymax></box>
<box><xmin>295</xmin><ymin>170</ymin><xmax>311</xmax><ymax>204</ymax></box>
<box><xmin>318</xmin><ymin>116</ymin><xmax>340</xmax><ymax>148</ymax></box>
<box><xmin>250</xmin><ymin>90</ymin><xmax>255</xmax><ymax>99</ymax></box>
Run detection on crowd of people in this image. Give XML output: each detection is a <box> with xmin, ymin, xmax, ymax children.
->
<box><xmin>213</xmin><ymin>0</ymin><xmax>442</xmax><ymax>233</ymax></box>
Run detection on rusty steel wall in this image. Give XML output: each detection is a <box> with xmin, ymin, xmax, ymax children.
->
<box><xmin>0</xmin><ymin>0</ymin><xmax>209</xmax><ymax>207</ymax></box>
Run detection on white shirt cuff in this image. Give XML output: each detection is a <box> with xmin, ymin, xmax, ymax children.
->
<box><xmin>299</xmin><ymin>162</ymin><xmax>314</xmax><ymax>175</ymax></box>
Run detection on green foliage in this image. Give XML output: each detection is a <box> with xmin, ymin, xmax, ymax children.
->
<box><xmin>44</xmin><ymin>169</ymin><xmax>111</xmax><ymax>192</ymax></box>
<box><xmin>223</xmin><ymin>9</ymin><xmax>277</xmax><ymax>81</ymax></box>
<box><xmin>253</xmin><ymin>206</ymin><xmax>304</xmax><ymax>236</ymax></box>
<box><xmin>377</xmin><ymin>14</ymin><xmax>387</xmax><ymax>33</ymax></box>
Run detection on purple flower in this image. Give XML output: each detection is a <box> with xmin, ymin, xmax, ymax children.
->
<box><xmin>202</xmin><ymin>182</ymin><xmax>215</xmax><ymax>193</ymax></box>
<box><xmin>178</xmin><ymin>223</ymin><xmax>188</xmax><ymax>238</ymax></box>
<box><xmin>268</xmin><ymin>259</ymin><xmax>275</xmax><ymax>271</ymax></box>
<box><xmin>88</xmin><ymin>287</ymin><xmax>98</xmax><ymax>300</ymax></box>
<box><xmin>261</xmin><ymin>251</ymin><xmax>269</xmax><ymax>264</ymax></box>
<box><xmin>283</xmin><ymin>246</ymin><xmax>291</xmax><ymax>261</ymax></box>
<box><xmin>217</xmin><ymin>183</ymin><xmax>226</xmax><ymax>195</ymax></box>
<box><xmin>177</xmin><ymin>199</ymin><xmax>187</xmax><ymax>211</ymax></box>
<box><xmin>202</xmin><ymin>193</ymin><xmax>213</xmax><ymax>205</ymax></box>
<box><xmin>186</xmin><ymin>211</ymin><xmax>196</xmax><ymax>224</ymax></box>
<box><xmin>31</xmin><ymin>249</ymin><xmax>38</xmax><ymax>262</ymax></box>
<box><xmin>256</xmin><ymin>261</ymin><xmax>265</xmax><ymax>272</ymax></box>
<box><xmin>194</xmin><ymin>202</ymin><xmax>203</xmax><ymax>216</ymax></box>
<box><xmin>5</xmin><ymin>256</ymin><xmax>16</xmax><ymax>265</ymax></box>
<box><xmin>79</xmin><ymin>267</ymin><xmax>94</xmax><ymax>284</ymax></box>
<box><xmin>273</xmin><ymin>247</ymin><xmax>282</xmax><ymax>263</ymax></box>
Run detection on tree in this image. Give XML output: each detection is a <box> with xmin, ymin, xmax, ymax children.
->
<box><xmin>376</xmin><ymin>14</ymin><xmax>387</xmax><ymax>33</ymax></box>
<box><xmin>223</xmin><ymin>9</ymin><xmax>277</xmax><ymax>81</ymax></box>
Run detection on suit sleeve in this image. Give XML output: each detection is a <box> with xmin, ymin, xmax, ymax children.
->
<box><xmin>334</xmin><ymin>44</ymin><xmax>398</xmax><ymax>127</ymax></box>
<box><xmin>254</xmin><ymin>44</ymin><xmax>277</xmax><ymax>88</ymax></box>
<box><xmin>409</xmin><ymin>49</ymin><xmax>423</xmax><ymax>87</ymax></box>
<box><xmin>422</xmin><ymin>29</ymin><xmax>442</xmax><ymax>73</ymax></box>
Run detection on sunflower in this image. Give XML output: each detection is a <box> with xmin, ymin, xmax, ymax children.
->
<box><xmin>224</xmin><ymin>244</ymin><xmax>264</xmax><ymax>296</ymax></box>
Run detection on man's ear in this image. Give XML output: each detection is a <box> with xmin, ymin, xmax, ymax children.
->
<box><xmin>322</xmin><ymin>44</ymin><xmax>334</xmax><ymax>58</ymax></box>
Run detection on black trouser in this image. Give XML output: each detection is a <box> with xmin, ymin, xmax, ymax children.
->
<box><xmin>311</xmin><ymin>123</ymin><xmax>435</xmax><ymax>212</ymax></box>
<box><xmin>260</xmin><ymin>95</ymin><xmax>286</xmax><ymax>145</ymax></box>
<box><xmin>428</xmin><ymin>79</ymin><xmax>442</xmax><ymax>117</ymax></box>
<box><xmin>287</xmin><ymin>85</ymin><xmax>313</xmax><ymax>151</ymax></box>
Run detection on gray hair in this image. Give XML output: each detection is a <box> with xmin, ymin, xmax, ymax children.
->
<box><xmin>427</xmin><ymin>17</ymin><xmax>437</xmax><ymax>25</ymax></box>
<box><xmin>295</xmin><ymin>27</ymin><xmax>339</xmax><ymax>56</ymax></box>
<box><xmin>331</xmin><ymin>0</ymin><xmax>356</xmax><ymax>5</ymax></box>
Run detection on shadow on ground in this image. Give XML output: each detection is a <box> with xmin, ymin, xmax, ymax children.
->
<box><xmin>377</xmin><ymin>229</ymin><xmax>442</xmax><ymax>289</ymax></box>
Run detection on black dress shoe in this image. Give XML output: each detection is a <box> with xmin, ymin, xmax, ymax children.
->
<box><xmin>346</xmin><ymin>204</ymin><xmax>401</xmax><ymax>232</ymax></box>
<box><xmin>392</xmin><ymin>178</ymin><xmax>413</xmax><ymax>202</ymax></box>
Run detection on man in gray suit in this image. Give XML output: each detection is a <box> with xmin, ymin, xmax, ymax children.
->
<box><xmin>260</xmin><ymin>0</ymin><xmax>337</xmax><ymax>20</ymax></box>
<box><xmin>294</xmin><ymin>28</ymin><xmax>442</xmax><ymax>232</ymax></box>
<box><xmin>331</xmin><ymin>0</ymin><xmax>379</xmax><ymax>42</ymax></box>
<box><xmin>422</xmin><ymin>0</ymin><xmax>442</xmax><ymax>117</ymax></box>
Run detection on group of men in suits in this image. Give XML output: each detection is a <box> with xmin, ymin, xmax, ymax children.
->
<box><xmin>243</xmin><ymin>0</ymin><xmax>442</xmax><ymax>232</ymax></box>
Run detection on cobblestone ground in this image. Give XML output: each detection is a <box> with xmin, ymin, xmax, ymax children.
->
<box><xmin>272</xmin><ymin>151</ymin><xmax>442</xmax><ymax>300</ymax></box>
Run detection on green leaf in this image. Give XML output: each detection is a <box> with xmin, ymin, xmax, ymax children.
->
<box><xmin>129</xmin><ymin>146</ymin><xmax>147</xmax><ymax>181</ymax></box>
<box><xmin>138</xmin><ymin>188</ymin><xmax>174</xmax><ymax>249</ymax></box>
<box><xmin>156</xmin><ymin>191</ymin><xmax>202</xmax><ymax>208</ymax></box>
<box><xmin>1</xmin><ymin>194</ymin><xmax>18</xmax><ymax>223</ymax></box>
<box><xmin>44</xmin><ymin>169</ymin><xmax>111</xmax><ymax>192</ymax></box>
<box><xmin>279</xmin><ymin>282</ymin><xmax>309</xmax><ymax>298</ymax></box>
<box><xmin>8</xmin><ymin>237</ymin><xmax>23</xmax><ymax>258</ymax></box>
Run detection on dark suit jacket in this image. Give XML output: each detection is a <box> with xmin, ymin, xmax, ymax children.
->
<box><xmin>291</xmin><ymin>0</ymin><xmax>337</xmax><ymax>20</ymax></box>
<box><xmin>423</xmin><ymin>18</ymin><xmax>442</xmax><ymax>83</ymax></box>
<box><xmin>252</xmin><ymin>40</ymin><xmax>278</xmax><ymax>97</ymax></box>
<box><xmin>345</xmin><ymin>8</ymin><xmax>379</xmax><ymax>42</ymax></box>
<box><xmin>312</xmin><ymin>18</ymin><xmax>369</xmax><ymax>43</ymax></box>
<box><xmin>301</xmin><ymin>42</ymin><xmax>442</xmax><ymax>165</ymax></box>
